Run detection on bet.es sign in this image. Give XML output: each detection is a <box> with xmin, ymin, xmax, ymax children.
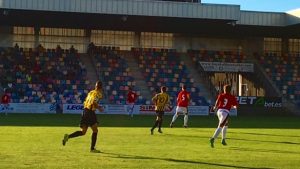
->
<box><xmin>237</xmin><ymin>96</ymin><xmax>282</xmax><ymax>108</ymax></box>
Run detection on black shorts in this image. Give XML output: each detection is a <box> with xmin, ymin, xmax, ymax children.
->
<box><xmin>80</xmin><ymin>108</ymin><xmax>98</xmax><ymax>127</ymax></box>
<box><xmin>156</xmin><ymin>111</ymin><xmax>164</xmax><ymax>118</ymax></box>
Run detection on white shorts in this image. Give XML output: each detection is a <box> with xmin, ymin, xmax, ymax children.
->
<box><xmin>176</xmin><ymin>106</ymin><xmax>188</xmax><ymax>115</ymax></box>
<box><xmin>217</xmin><ymin>109</ymin><xmax>230</xmax><ymax>126</ymax></box>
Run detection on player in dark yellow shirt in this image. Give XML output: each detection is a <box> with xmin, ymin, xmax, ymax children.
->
<box><xmin>62</xmin><ymin>81</ymin><xmax>104</xmax><ymax>153</ymax></box>
<box><xmin>150</xmin><ymin>86</ymin><xmax>170</xmax><ymax>135</ymax></box>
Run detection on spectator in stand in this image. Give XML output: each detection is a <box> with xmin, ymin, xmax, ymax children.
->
<box><xmin>7</xmin><ymin>82</ymin><xmax>13</xmax><ymax>93</ymax></box>
<box><xmin>36</xmin><ymin>44</ymin><xmax>45</xmax><ymax>53</ymax></box>
<box><xmin>56</xmin><ymin>45</ymin><xmax>62</xmax><ymax>56</ymax></box>
<box><xmin>70</xmin><ymin>45</ymin><xmax>76</xmax><ymax>54</ymax></box>
<box><xmin>87</xmin><ymin>42</ymin><xmax>96</xmax><ymax>55</ymax></box>
<box><xmin>33</xmin><ymin>62</ymin><xmax>41</xmax><ymax>74</ymax></box>
<box><xmin>14</xmin><ymin>43</ymin><xmax>19</xmax><ymax>51</ymax></box>
<box><xmin>1</xmin><ymin>89</ymin><xmax>11</xmax><ymax>115</ymax></box>
<box><xmin>26</xmin><ymin>73</ymin><xmax>32</xmax><ymax>83</ymax></box>
<box><xmin>17</xmin><ymin>88</ymin><xmax>25</xmax><ymax>98</ymax></box>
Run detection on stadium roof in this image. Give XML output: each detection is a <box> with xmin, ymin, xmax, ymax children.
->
<box><xmin>0</xmin><ymin>0</ymin><xmax>300</xmax><ymax>37</ymax></box>
<box><xmin>286</xmin><ymin>8</ymin><xmax>300</xmax><ymax>26</ymax></box>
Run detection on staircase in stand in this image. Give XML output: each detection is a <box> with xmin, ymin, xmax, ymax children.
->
<box><xmin>179</xmin><ymin>53</ymin><xmax>213</xmax><ymax>104</ymax></box>
<box><xmin>123</xmin><ymin>51</ymin><xmax>152</xmax><ymax>103</ymax></box>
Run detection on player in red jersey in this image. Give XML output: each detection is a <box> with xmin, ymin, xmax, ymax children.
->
<box><xmin>210</xmin><ymin>84</ymin><xmax>238</xmax><ymax>148</ymax></box>
<box><xmin>170</xmin><ymin>84</ymin><xmax>190</xmax><ymax>128</ymax></box>
<box><xmin>1</xmin><ymin>89</ymin><xmax>11</xmax><ymax>116</ymax></box>
<box><xmin>126</xmin><ymin>86</ymin><xmax>137</xmax><ymax>117</ymax></box>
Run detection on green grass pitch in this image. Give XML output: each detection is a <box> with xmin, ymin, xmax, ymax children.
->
<box><xmin>0</xmin><ymin>113</ymin><xmax>300</xmax><ymax>169</ymax></box>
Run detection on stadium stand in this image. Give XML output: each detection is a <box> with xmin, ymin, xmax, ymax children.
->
<box><xmin>0</xmin><ymin>46</ymin><xmax>88</xmax><ymax>104</ymax></box>
<box><xmin>256</xmin><ymin>52</ymin><xmax>300</xmax><ymax>104</ymax></box>
<box><xmin>132</xmin><ymin>48</ymin><xmax>209</xmax><ymax>106</ymax></box>
<box><xmin>188</xmin><ymin>49</ymin><xmax>246</xmax><ymax>63</ymax></box>
<box><xmin>91</xmin><ymin>46</ymin><xmax>147</xmax><ymax>104</ymax></box>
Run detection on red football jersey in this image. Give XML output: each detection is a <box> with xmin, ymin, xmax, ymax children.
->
<box><xmin>177</xmin><ymin>90</ymin><xmax>190</xmax><ymax>107</ymax></box>
<box><xmin>216</xmin><ymin>93</ymin><xmax>238</xmax><ymax>111</ymax></box>
<box><xmin>1</xmin><ymin>94</ymin><xmax>10</xmax><ymax>104</ymax></box>
<box><xmin>127</xmin><ymin>91</ymin><xmax>137</xmax><ymax>103</ymax></box>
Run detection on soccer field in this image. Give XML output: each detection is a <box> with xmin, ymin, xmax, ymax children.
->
<box><xmin>0</xmin><ymin>114</ymin><xmax>300</xmax><ymax>169</ymax></box>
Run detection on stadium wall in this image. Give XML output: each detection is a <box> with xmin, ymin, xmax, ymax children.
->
<box><xmin>174</xmin><ymin>36</ymin><xmax>240</xmax><ymax>51</ymax></box>
<box><xmin>0</xmin><ymin>26</ymin><xmax>12</xmax><ymax>47</ymax></box>
<box><xmin>1</xmin><ymin>25</ymin><xmax>265</xmax><ymax>54</ymax></box>
<box><xmin>174</xmin><ymin>34</ymin><xmax>264</xmax><ymax>55</ymax></box>
<box><xmin>241</xmin><ymin>37</ymin><xmax>264</xmax><ymax>57</ymax></box>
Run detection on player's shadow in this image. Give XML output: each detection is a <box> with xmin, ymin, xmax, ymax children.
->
<box><xmin>230</xmin><ymin>131</ymin><xmax>300</xmax><ymax>138</ymax></box>
<box><xmin>229</xmin><ymin>137</ymin><xmax>300</xmax><ymax>145</ymax></box>
<box><xmin>164</xmin><ymin>133</ymin><xmax>208</xmax><ymax>139</ymax></box>
<box><xmin>159</xmin><ymin>133</ymin><xmax>300</xmax><ymax>146</ymax></box>
<box><xmin>101</xmin><ymin>152</ymin><xmax>273</xmax><ymax>169</ymax></box>
<box><xmin>229</xmin><ymin>146</ymin><xmax>300</xmax><ymax>155</ymax></box>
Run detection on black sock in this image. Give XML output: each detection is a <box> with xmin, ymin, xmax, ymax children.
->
<box><xmin>69</xmin><ymin>131</ymin><xmax>83</xmax><ymax>138</ymax></box>
<box><xmin>158</xmin><ymin>119</ymin><xmax>163</xmax><ymax>130</ymax></box>
<box><xmin>151</xmin><ymin>120</ymin><xmax>159</xmax><ymax>131</ymax></box>
<box><xmin>91</xmin><ymin>132</ymin><xmax>98</xmax><ymax>150</ymax></box>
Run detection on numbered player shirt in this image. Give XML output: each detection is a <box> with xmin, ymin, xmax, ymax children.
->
<box><xmin>152</xmin><ymin>93</ymin><xmax>170</xmax><ymax>111</ymax></box>
<box><xmin>216</xmin><ymin>93</ymin><xmax>238</xmax><ymax>111</ymax></box>
<box><xmin>83</xmin><ymin>89</ymin><xmax>103</xmax><ymax>111</ymax></box>
<box><xmin>177</xmin><ymin>90</ymin><xmax>190</xmax><ymax>107</ymax></box>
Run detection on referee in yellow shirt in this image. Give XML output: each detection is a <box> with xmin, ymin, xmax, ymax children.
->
<box><xmin>150</xmin><ymin>86</ymin><xmax>170</xmax><ymax>135</ymax></box>
<box><xmin>62</xmin><ymin>81</ymin><xmax>104</xmax><ymax>153</ymax></box>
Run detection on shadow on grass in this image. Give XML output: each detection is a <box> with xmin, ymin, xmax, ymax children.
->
<box><xmin>229</xmin><ymin>146</ymin><xmax>300</xmax><ymax>155</ymax></box>
<box><xmin>229</xmin><ymin>138</ymin><xmax>300</xmax><ymax>145</ymax></box>
<box><xmin>230</xmin><ymin>131</ymin><xmax>300</xmax><ymax>138</ymax></box>
<box><xmin>164</xmin><ymin>131</ymin><xmax>300</xmax><ymax>146</ymax></box>
<box><xmin>163</xmin><ymin>133</ymin><xmax>210</xmax><ymax>140</ymax></box>
<box><xmin>101</xmin><ymin>152</ymin><xmax>273</xmax><ymax>169</ymax></box>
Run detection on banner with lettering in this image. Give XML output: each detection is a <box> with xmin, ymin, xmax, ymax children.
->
<box><xmin>137</xmin><ymin>105</ymin><xmax>209</xmax><ymax>116</ymax></box>
<box><xmin>0</xmin><ymin>103</ymin><xmax>56</xmax><ymax>114</ymax></box>
<box><xmin>199</xmin><ymin>62</ymin><xmax>254</xmax><ymax>72</ymax></box>
<box><xmin>237</xmin><ymin>96</ymin><xmax>282</xmax><ymax>108</ymax></box>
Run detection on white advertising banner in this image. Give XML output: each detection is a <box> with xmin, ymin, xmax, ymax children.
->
<box><xmin>0</xmin><ymin>103</ymin><xmax>56</xmax><ymax>114</ymax></box>
<box><xmin>137</xmin><ymin>105</ymin><xmax>209</xmax><ymax>116</ymax></box>
<box><xmin>199</xmin><ymin>62</ymin><xmax>254</xmax><ymax>72</ymax></box>
<box><xmin>106</xmin><ymin>105</ymin><xmax>127</xmax><ymax>114</ymax></box>
<box><xmin>63</xmin><ymin>104</ymin><xmax>128</xmax><ymax>114</ymax></box>
<box><xmin>188</xmin><ymin>106</ymin><xmax>209</xmax><ymax>116</ymax></box>
<box><xmin>0</xmin><ymin>103</ymin><xmax>210</xmax><ymax>115</ymax></box>
<box><xmin>63</xmin><ymin>104</ymin><xmax>84</xmax><ymax>114</ymax></box>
